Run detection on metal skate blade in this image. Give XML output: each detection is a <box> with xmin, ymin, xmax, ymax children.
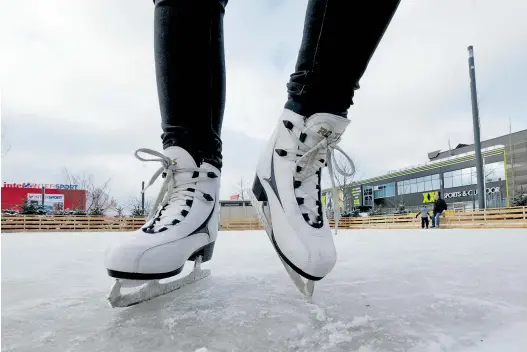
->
<box><xmin>277</xmin><ymin>255</ymin><xmax>315</xmax><ymax>297</ymax></box>
<box><xmin>250</xmin><ymin>192</ymin><xmax>315</xmax><ymax>298</ymax></box>
<box><xmin>119</xmin><ymin>279</ymin><xmax>150</xmax><ymax>288</ymax></box>
<box><xmin>107</xmin><ymin>259</ymin><xmax>211</xmax><ymax>308</ymax></box>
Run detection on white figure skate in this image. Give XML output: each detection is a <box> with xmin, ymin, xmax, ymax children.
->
<box><xmin>252</xmin><ymin>109</ymin><xmax>354</xmax><ymax>296</ymax></box>
<box><xmin>105</xmin><ymin>147</ymin><xmax>220</xmax><ymax>307</ymax></box>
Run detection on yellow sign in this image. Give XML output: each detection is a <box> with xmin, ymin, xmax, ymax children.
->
<box><xmin>422</xmin><ymin>191</ymin><xmax>439</xmax><ymax>203</ymax></box>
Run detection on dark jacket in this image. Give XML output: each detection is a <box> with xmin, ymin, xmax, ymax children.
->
<box><xmin>433</xmin><ymin>198</ymin><xmax>447</xmax><ymax>214</ymax></box>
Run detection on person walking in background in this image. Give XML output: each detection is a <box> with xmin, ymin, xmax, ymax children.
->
<box><xmin>415</xmin><ymin>205</ymin><xmax>431</xmax><ymax>229</ymax></box>
<box><xmin>431</xmin><ymin>193</ymin><xmax>448</xmax><ymax>228</ymax></box>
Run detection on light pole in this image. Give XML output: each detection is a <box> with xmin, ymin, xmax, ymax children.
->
<box><xmin>141</xmin><ymin>181</ymin><xmax>145</xmax><ymax>215</ymax></box>
<box><xmin>467</xmin><ymin>45</ymin><xmax>485</xmax><ymax>209</ymax></box>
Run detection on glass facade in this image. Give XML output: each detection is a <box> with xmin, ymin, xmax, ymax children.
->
<box><xmin>373</xmin><ymin>183</ymin><xmax>395</xmax><ymax>198</ymax></box>
<box><xmin>443</xmin><ymin>161</ymin><xmax>505</xmax><ymax>189</ymax></box>
<box><xmin>394</xmin><ymin>161</ymin><xmax>505</xmax><ymax>196</ymax></box>
<box><xmin>397</xmin><ymin>174</ymin><xmax>440</xmax><ymax>195</ymax></box>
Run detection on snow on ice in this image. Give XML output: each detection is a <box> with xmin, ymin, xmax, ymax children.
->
<box><xmin>2</xmin><ymin>229</ymin><xmax>527</xmax><ymax>352</ymax></box>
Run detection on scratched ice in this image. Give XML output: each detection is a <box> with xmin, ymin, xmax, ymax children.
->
<box><xmin>2</xmin><ymin>229</ymin><xmax>527</xmax><ymax>352</ymax></box>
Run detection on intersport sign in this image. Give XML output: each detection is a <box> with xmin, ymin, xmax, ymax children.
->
<box><xmin>2</xmin><ymin>182</ymin><xmax>79</xmax><ymax>190</ymax></box>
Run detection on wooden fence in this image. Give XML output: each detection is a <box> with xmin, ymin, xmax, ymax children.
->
<box><xmin>1</xmin><ymin>207</ymin><xmax>526</xmax><ymax>233</ymax></box>
<box><xmin>0</xmin><ymin>216</ymin><xmax>146</xmax><ymax>233</ymax></box>
<box><xmin>221</xmin><ymin>207</ymin><xmax>527</xmax><ymax>230</ymax></box>
<box><xmin>329</xmin><ymin>206</ymin><xmax>527</xmax><ymax>229</ymax></box>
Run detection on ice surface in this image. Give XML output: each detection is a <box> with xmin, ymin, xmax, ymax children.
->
<box><xmin>2</xmin><ymin>229</ymin><xmax>527</xmax><ymax>352</ymax></box>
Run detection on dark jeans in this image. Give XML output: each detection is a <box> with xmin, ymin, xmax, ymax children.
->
<box><xmin>431</xmin><ymin>212</ymin><xmax>441</xmax><ymax>227</ymax></box>
<box><xmin>421</xmin><ymin>217</ymin><xmax>429</xmax><ymax>229</ymax></box>
<box><xmin>153</xmin><ymin>0</ymin><xmax>401</xmax><ymax>169</ymax></box>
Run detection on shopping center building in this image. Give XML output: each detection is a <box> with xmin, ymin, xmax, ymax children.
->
<box><xmin>1</xmin><ymin>182</ymin><xmax>87</xmax><ymax>212</ymax></box>
<box><xmin>342</xmin><ymin>129</ymin><xmax>527</xmax><ymax>213</ymax></box>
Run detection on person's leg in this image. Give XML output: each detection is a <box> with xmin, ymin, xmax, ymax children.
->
<box><xmin>155</xmin><ymin>0</ymin><xmax>228</xmax><ymax>169</ymax></box>
<box><xmin>421</xmin><ymin>218</ymin><xmax>425</xmax><ymax>229</ymax></box>
<box><xmin>425</xmin><ymin>218</ymin><xmax>429</xmax><ymax>229</ymax></box>
<box><xmin>285</xmin><ymin>0</ymin><xmax>401</xmax><ymax>118</ymax></box>
<box><xmin>105</xmin><ymin>0</ymin><xmax>228</xmax><ymax>294</ymax></box>
<box><xmin>253</xmin><ymin>0</ymin><xmax>401</xmax><ymax>286</ymax></box>
<box><xmin>435</xmin><ymin>212</ymin><xmax>441</xmax><ymax>228</ymax></box>
<box><xmin>431</xmin><ymin>213</ymin><xmax>436</xmax><ymax>227</ymax></box>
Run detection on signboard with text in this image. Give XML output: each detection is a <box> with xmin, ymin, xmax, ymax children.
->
<box><xmin>27</xmin><ymin>193</ymin><xmax>65</xmax><ymax>211</ymax></box>
<box><xmin>443</xmin><ymin>187</ymin><xmax>501</xmax><ymax>199</ymax></box>
<box><xmin>2</xmin><ymin>182</ymin><xmax>80</xmax><ymax>190</ymax></box>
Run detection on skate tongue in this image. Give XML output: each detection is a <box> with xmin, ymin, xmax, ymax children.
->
<box><xmin>163</xmin><ymin>146</ymin><xmax>198</xmax><ymax>183</ymax></box>
<box><xmin>302</xmin><ymin>113</ymin><xmax>350</xmax><ymax>149</ymax></box>
<box><xmin>296</xmin><ymin>113</ymin><xmax>353</xmax><ymax>235</ymax></box>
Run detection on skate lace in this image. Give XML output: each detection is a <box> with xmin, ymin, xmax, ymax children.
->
<box><xmin>135</xmin><ymin>148</ymin><xmax>216</xmax><ymax>233</ymax></box>
<box><xmin>279</xmin><ymin>120</ymin><xmax>355</xmax><ymax>235</ymax></box>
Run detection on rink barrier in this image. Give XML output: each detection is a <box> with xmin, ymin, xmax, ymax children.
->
<box><xmin>328</xmin><ymin>206</ymin><xmax>527</xmax><ymax>229</ymax></box>
<box><xmin>1</xmin><ymin>207</ymin><xmax>525</xmax><ymax>232</ymax></box>
<box><xmin>0</xmin><ymin>216</ymin><xmax>147</xmax><ymax>233</ymax></box>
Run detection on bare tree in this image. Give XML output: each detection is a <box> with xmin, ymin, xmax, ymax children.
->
<box><xmin>62</xmin><ymin>169</ymin><xmax>116</xmax><ymax>215</ymax></box>
<box><xmin>113</xmin><ymin>204</ymin><xmax>125</xmax><ymax>217</ymax></box>
<box><xmin>234</xmin><ymin>177</ymin><xmax>248</xmax><ymax>201</ymax></box>
<box><xmin>332</xmin><ymin>154</ymin><xmax>357</xmax><ymax>213</ymax></box>
<box><xmin>232</xmin><ymin>177</ymin><xmax>249</xmax><ymax>216</ymax></box>
<box><xmin>125</xmin><ymin>196</ymin><xmax>154</xmax><ymax>217</ymax></box>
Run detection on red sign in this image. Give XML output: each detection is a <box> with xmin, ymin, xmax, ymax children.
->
<box><xmin>1</xmin><ymin>187</ymin><xmax>87</xmax><ymax>211</ymax></box>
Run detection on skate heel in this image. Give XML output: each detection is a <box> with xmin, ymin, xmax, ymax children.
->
<box><xmin>252</xmin><ymin>175</ymin><xmax>268</xmax><ymax>201</ymax></box>
<box><xmin>189</xmin><ymin>242</ymin><xmax>215</xmax><ymax>263</ymax></box>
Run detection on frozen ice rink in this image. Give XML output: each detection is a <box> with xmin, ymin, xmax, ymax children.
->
<box><xmin>2</xmin><ymin>229</ymin><xmax>527</xmax><ymax>352</ymax></box>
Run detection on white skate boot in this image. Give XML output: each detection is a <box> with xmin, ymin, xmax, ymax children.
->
<box><xmin>251</xmin><ymin>109</ymin><xmax>354</xmax><ymax>296</ymax></box>
<box><xmin>105</xmin><ymin>146</ymin><xmax>220</xmax><ymax>307</ymax></box>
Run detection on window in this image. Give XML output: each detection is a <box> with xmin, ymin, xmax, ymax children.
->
<box><xmin>425</xmin><ymin>180</ymin><xmax>433</xmax><ymax>190</ymax></box>
<box><xmin>386</xmin><ymin>184</ymin><xmax>395</xmax><ymax>197</ymax></box>
<box><xmin>485</xmin><ymin>161</ymin><xmax>505</xmax><ymax>183</ymax></box>
<box><xmin>452</xmin><ymin>174</ymin><xmax>462</xmax><ymax>187</ymax></box>
<box><xmin>363</xmin><ymin>186</ymin><xmax>373</xmax><ymax>206</ymax></box>
<box><xmin>462</xmin><ymin>172</ymin><xmax>472</xmax><ymax>186</ymax></box>
<box><xmin>397</xmin><ymin>182</ymin><xmax>403</xmax><ymax>195</ymax></box>
<box><xmin>444</xmin><ymin>176</ymin><xmax>452</xmax><ymax>188</ymax></box>
<box><xmin>396</xmin><ymin>174</ymin><xmax>440</xmax><ymax>195</ymax></box>
<box><xmin>373</xmin><ymin>183</ymin><xmax>395</xmax><ymax>198</ymax></box>
<box><xmin>472</xmin><ymin>172</ymin><xmax>478</xmax><ymax>185</ymax></box>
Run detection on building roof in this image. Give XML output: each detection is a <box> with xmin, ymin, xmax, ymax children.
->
<box><xmin>428</xmin><ymin>129</ymin><xmax>527</xmax><ymax>161</ymax></box>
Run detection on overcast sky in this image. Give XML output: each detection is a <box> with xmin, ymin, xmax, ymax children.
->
<box><xmin>2</xmin><ymin>0</ymin><xmax>527</xmax><ymax>207</ymax></box>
